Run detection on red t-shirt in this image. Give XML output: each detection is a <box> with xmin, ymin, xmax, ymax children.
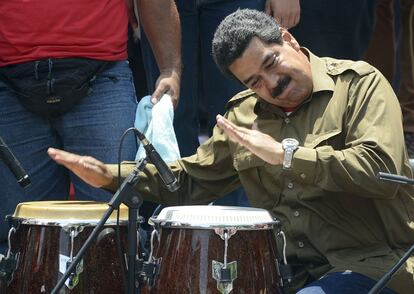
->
<box><xmin>0</xmin><ymin>0</ymin><xmax>128</xmax><ymax>66</ymax></box>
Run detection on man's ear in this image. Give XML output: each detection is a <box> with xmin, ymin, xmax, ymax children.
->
<box><xmin>281</xmin><ymin>28</ymin><xmax>300</xmax><ymax>51</ymax></box>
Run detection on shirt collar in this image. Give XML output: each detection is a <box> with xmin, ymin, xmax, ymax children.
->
<box><xmin>306</xmin><ymin>48</ymin><xmax>336</xmax><ymax>93</ymax></box>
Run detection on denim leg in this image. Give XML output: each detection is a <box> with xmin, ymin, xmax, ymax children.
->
<box><xmin>56</xmin><ymin>61</ymin><xmax>138</xmax><ymax>201</ymax></box>
<box><xmin>0</xmin><ymin>61</ymin><xmax>138</xmax><ymax>253</ymax></box>
<box><xmin>297</xmin><ymin>272</ymin><xmax>397</xmax><ymax>294</ymax></box>
<box><xmin>172</xmin><ymin>0</ymin><xmax>202</xmax><ymax>157</ymax></box>
<box><xmin>0</xmin><ymin>80</ymin><xmax>70</xmax><ymax>253</ymax></box>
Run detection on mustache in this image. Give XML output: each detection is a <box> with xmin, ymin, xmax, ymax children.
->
<box><xmin>271</xmin><ymin>76</ymin><xmax>291</xmax><ymax>98</ymax></box>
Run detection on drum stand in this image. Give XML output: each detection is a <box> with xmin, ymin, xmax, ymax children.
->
<box><xmin>52</xmin><ymin>158</ymin><xmax>153</xmax><ymax>294</ymax></box>
<box><xmin>368</xmin><ymin>172</ymin><xmax>414</xmax><ymax>294</ymax></box>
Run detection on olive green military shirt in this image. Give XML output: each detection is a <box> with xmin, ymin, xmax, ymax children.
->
<box><xmin>107</xmin><ymin>51</ymin><xmax>414</xmax><ymax>293</ymax></box>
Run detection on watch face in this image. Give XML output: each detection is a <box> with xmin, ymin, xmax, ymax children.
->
<box><xmin>282</xmin><ymin>138</ymin><xmax>299</xmax><ymax>149</ymax></box>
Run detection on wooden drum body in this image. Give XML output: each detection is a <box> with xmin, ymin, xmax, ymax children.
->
<box><xmin>142</xmin><ymin>206</ymin><xmax>283</xmax><ymax>294</ymax></box>
<box><xmin>1</xmin><ymin>201</ymin><xmax>128</xmax><ymax>294</ymax></box>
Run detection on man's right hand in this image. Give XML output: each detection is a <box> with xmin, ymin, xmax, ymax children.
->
<box><xmin>48</xmin><ymin>148</ymin><xmax>113</xmax><ymax>188</ymax></box>
<box><xmin>265</xmin><ymin>0</ymin><xmax>300</xmax><ymax>29</ymax></box>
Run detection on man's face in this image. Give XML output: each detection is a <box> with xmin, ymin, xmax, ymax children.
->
<box><xmin>228</xmin><ymin>32</ymin><xmax>313</xmax><ymax>108</ymax></box>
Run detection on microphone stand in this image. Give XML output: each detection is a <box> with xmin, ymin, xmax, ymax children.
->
<box><xmin>368</xmin><ymin>245</ymin><xmax>414</xmax><ymax>294</ymax></box>
<box><xmin>51</xmin><ymin>158</ymin><xmax>147</xmax><ymax>294</ymax></box>
<box><xmin>368</xmin><ymin>172</ymin><xmax>414</xmax><ymax>294</ymax></box>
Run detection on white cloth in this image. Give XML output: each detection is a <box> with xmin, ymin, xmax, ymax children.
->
<box><xmin>134</xmin><ymin>94</ymin><xmax>180</xmax><ymax>162</ymax></box>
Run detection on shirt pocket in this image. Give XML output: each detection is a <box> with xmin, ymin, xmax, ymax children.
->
<box><xmin>233</xmin><ymin>151</ymin><xmax>265</xmax><ymax>171</ymax></box>
<box><xmin>303</xmin><ymin>129</ymin><xmax>342</xmax><ymax>149</ymax></box>
<box><xmin>233</xmin><ymin>152</ymin><xmax>283</xmax><ymax>208</ymax></box>
<box><xmin>326</xmin><ymin>244</ymin><xmax>392</xmax><ymax>266</ymax></box>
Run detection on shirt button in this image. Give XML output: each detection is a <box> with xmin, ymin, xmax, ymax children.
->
<box><xmin>298</xmin><ymin>241</ymin><xmax>305</xmax><ymax>248</ymax></box>
<box><xmin>293</xmin><ymin>210</ymin><xmax>300</xmax><ymax>217</ymax></box>
<box><xmin>284</xmin><ymin>117</ymin><xmax>290</xmax><ymax>124</ymax></box>
<box><xmin>300</xmin><ymin>173</ymin><xmax>306</xmax><ymax>179</ymax></box>
<box><xmin>287</xmin><ymin>182</ymin><xmax>294</xmax><ymax>189</ymax></box>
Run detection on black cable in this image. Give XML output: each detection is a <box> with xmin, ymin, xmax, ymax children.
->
<box><xmin>116</xmin><ymin>127</ymin><xmax>138</xmax><ymax>294</ymax></box>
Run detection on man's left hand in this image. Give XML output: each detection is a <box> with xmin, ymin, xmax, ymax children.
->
<box><xmin>216</xmin><ymin>114</ymin><xmax>284</xmax><ymax>165</ymax></box>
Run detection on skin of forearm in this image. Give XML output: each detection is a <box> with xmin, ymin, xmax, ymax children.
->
<box><xmin>136</xmin><ymin>0</ymin><xmax>182</xmax><ymax>75</ymax></box>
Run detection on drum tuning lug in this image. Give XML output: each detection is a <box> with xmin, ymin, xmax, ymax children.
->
<box><xmin>135</xmin><ymin>257</ymin><xmax>161</xmax><ymax>288</ymax></box>
<box><xmin>212</xmin><ymin>260</ymin><xmax>237</xmax><ymax>294</ymax></box>
<box><xmin>60</xmin><ymin>258</ymin><xmax>83</xmax><ymax>290</ymax></box>
<box><xmin>0</xmin><ymin>252</ymin><xmax>20</xmax><ymax>285</ymax></box>
<box><xmin>214</xmin><ymin>228</ymin><xmax>237</xmax><ymax>240</ymax></box>
<box><xmin>278</xmin><ymin>263</ymin><xmax>293</xmax><ymax>287</ymax></box>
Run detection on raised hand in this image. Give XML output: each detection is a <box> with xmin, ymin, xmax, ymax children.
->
<box><xmin>48</xmin><ymin>148</ymin><xmax>113</xmax><ymax>188</ymax></box>
<box><xmin>216</xmin><ymin>115</ymin><xmax>284</xmax><ymax>165</ymax></box>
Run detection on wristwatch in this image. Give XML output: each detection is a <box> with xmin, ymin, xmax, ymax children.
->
<box><xmin>281</xmin><ymin>138</ymin><xmax>299</xmax><ymax>170</ymax></box>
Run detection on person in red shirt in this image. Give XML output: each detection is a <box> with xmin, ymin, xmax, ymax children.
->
<box><xmin>0</xmin><ymin>0</ymin><xmax>181</xmax><ymax>253</ymax></box>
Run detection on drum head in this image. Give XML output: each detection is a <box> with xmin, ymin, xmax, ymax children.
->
<box><xmin>11</xmin><ymin>201</ymin><xmax>129</xmax><ymax>225</ymax></box>
<box><xmin>150</xmin><ymin>205</ymin><xmax>279</xmax><ymax>230</ymax></box>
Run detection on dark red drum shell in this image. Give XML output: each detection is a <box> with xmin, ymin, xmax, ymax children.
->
<box><xmin>142</xmin><ymin>228</ymin><xmax>282</xmax><ymax>294</ymax></box>
<box><xmin>1</xmin><ymin>223</ymin><xmax>127</xmax><ymax>294</ymax></box>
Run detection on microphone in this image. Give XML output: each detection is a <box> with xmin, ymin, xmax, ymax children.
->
<box><xmin>134</xmin><ymin>130</ymin><xmax>179</xmax><ymax>192</ymax></box>
<box><xmin>0</xmin><ymin>136</ymin><xmax>31</xmax><ymax>188</ymax></box>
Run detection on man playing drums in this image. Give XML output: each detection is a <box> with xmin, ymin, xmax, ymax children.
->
<box><xmin>48</xmin><ymin>9</ymin><xmax>414</xmax><ymax>294</ymax></box>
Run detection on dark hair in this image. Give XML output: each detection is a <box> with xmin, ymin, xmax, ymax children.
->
<box><xmin>212</xmin><ymin>9</ymin><xmax>283</xmax><ymax>80</ymax></box>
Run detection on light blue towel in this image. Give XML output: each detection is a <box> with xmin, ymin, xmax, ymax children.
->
<box><xmin>134</xmin><ymin>94</ymin><xmax>180</xmax><ymax>162</ymax></box>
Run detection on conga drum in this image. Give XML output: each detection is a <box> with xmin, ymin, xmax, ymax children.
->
<box><xmin>0</xmin><ymin>201</ymin><xmax>129</xmax><ymax>294</ymax></box>
<box><xmin>141</xmin><ymin>205</ymin><xmax>283</xmax><ymax>294</ymax></box>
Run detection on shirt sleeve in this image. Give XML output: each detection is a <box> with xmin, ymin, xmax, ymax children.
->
<box><xmin>289</xmin><ymin>69</ymin><xmax>410</xmax><ymax>199</ymax></box>
<box><xmin>105</xmin><ymin>119</ymin><xmax>241</xmax><ymax>205</ymax></box>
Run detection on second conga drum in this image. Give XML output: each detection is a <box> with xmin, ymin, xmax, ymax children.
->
<box><xmin>142</xmin><ymin>205</ymin><xmax>283</xmax><ymax>294</ymax></box>
<box><xmin>1</xmin><ymin>201</ymin><xmax>129</xmax><ymax>294</ymax></box>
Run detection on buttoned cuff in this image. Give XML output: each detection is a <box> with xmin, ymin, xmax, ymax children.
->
<box><xmin>290</xmin><ymin>147</ymin><xmax>317</xmax><ymax>184</ymax></box>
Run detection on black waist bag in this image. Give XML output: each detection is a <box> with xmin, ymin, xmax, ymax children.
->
<box><xmin>0</xmin><ymin>58</ymin><xmax>108</xmax><ymax>117</ymax></box>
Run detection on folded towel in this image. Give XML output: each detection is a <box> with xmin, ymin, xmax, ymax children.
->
<box><xmin>134</xmin><ymin>94</ymin><xmax>180</xmax><ymax>162</ymax></box>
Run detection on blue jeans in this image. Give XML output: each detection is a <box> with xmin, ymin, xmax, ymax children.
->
<box><xmin>0</xmin><ymin>61</ymin><xmax>137</xmax><ymax>252</ymax></box>
<box><xmin>140</xmin><ymin>0</ymin><xmax>264</xmax><ymax>206</ymax></box>
<box><xmin>297</xmin><ymin>272</ymin><xmax>397</xmax><ymax>294</ymax></box>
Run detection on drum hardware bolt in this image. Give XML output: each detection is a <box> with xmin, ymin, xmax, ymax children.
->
<box><xmin>135</xmin><ymin>257</ymin><xmax>161</xmax><ymax>288</ymax></box>
<box><xmin>0</xmin><ymin>227</ymin><xmax>20</xmax><ymax>285</ymax></box>
<box><xmin>62</xmin><ymin>225</ymin><xmax>84</xmax><ymax>235</ymax></box>
<box><xmin>134</xmin><ymin>229</ymin><xmax>161</xmax><ymax>288</ymax></box>
<box><xmin>148</xmin><ymin>229</ymin><xmax>159</xmax><ymax>262</ymax></box>
<box><xmin>59</xmin><ymin>227</ymin><xmax>84</xmax><ymax>290</ymax></box>
<box><xmin>5</xmin><ymin>216</ymin><xmax>20</xmax><ymax>231</ymax></box>
<box><xmin>214</xmin><ymin>227</ymin><xmax>237</xmax><ymax>241</ymax></box>
<box><xmin>63</xmin><ymin>259</ymin><xmax>84</xmax><ymax>290</ymax></box>
<box><xmin>278</xmin><ymin>262</ymin><xmax>293</xmax><ymax>287</ymax></box>
<box><xmin>276</xmin><ymin>230</ymin><xmax>292</xmax><ymax>286</ymax></box>
<box><xmin>212</xmin><ymin>229</ymin><xmax>238</xmax><ymax>294</ymax></box>
<box><xmin>0</xmin><ymin>252</ymin><xmax>20</xmax><ymax>285</ymax></box>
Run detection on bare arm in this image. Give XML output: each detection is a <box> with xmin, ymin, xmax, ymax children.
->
<box><xmin>136</xmin><ymin>0</ymin><xmax>181</xmax><ymax>107</ymax></box>
<box><xmin>48</xmin><ymin>148</ymin><xmax>113</xmax><ymax>188</ymax></box>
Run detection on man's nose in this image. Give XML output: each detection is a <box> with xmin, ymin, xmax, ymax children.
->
<box><xmin>262</xmin><ymin>72</ymin><xmax>278</xmax><ymax>89</ymax></box>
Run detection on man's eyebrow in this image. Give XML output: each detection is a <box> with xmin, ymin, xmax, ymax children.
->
<box><xmin>242</xmin><ymin>52</ymin><xmax>274</xmax><ymax>85</ymax></box>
